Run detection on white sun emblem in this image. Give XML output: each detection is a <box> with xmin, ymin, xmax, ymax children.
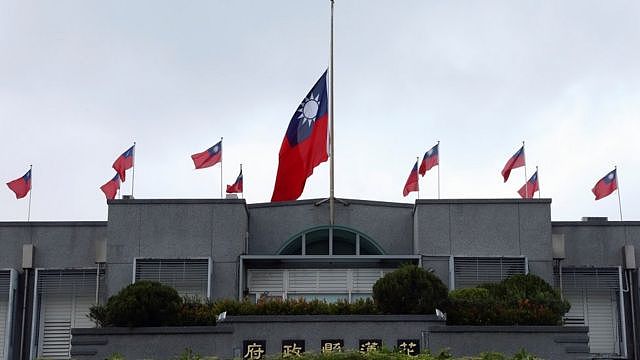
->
<box><xmin>608</xmin><ymin>173</ymin><xmax>614</xmax><ymax>180</ymax></box>
<box><xmin>297</xmin><ymin>92</ymin><xmax>320</xmax><ymax>126</ymax></box>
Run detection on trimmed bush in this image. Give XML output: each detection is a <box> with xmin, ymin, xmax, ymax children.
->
<box><xmin>90</xmin><ymin>281</ymin><xmax>184</xmax><ymax>327</ymax></box>
<box><xmin>444</xmin><ymin>274</ymin><xmax>570</xmax><ymax>325</ymax></box>
<box><xmin>210</xmin><ymin>297</ymin><xmax>380</xmax><ymax>316</ymax></box>
<box><xmin>372</xmin><ymin>264</ymin><xmax>448</xmax><ymax>314</ymax></box>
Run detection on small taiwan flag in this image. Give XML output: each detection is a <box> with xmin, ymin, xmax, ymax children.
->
<box><xmin>7</xmin><ymin>169</ymin><xmax>32</xmax><ymax>199</ymax></box>
<box><xmin>113</xmin><ymin>145</ymin><xmax>135</xmax><ymax>182</ymax></box>
<box><xmin>403</xmin><ymin>161</ymin><xmax>419</xmax><ymax>197</ymax></box>
<box><xmin>226</xmin><ymin>169</ymin><xmax>243</xmax><ymax>194</ymax></box>
<box><xmin>100</xmin><ymin>174</ymin><xmax>121</xmax><ymax>200</ymax></box>
<box><xmin>191</xmin><ymin>141</ymin><xmax>222</xmax><ymax>169</ymax></box>
<box><xmin>419</xmin><ymin>143</ymin><xmax>439</xmax><ymax>176</ymax></box>
<box><xmin>592</xmin><ymin>169</ymin><xmax>618</xmax><ymax>200</ymax></box>
<box><xmin>501</xmin><ymin>145</ymin><xmax>525</xmax><ymax>182</ymax></box>
<box><xmin>517</xmin><ymin>171</ymin><xmax>539</xmax><ymax>199</ymax></box>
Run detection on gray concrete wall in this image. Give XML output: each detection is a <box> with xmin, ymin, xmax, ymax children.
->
<box><xmin>105</xmin><ymin>199</ymin><xmax>248</xmax><ymax>299</ymax></box>
<box><xmin>0</xmin><ymin>222</ymin><xmax>105</xmax><ymax>270</ymax></box>
<box><xmin>71</xmin><ymin>317</ymin><xmax>589</xmax><ymax>360</ymax></box>
<box><xmin>552</xmin><ymin>221</ymin><xmax>640</xmax><ymax>268</ymax></box>
<box><xmin>414</xmin><ymin>199</ymin><xmax>553</xmax><ymax>283</ymax></box>
<box><xmin>428</xmin><ymin>325</ymin><xmax>589</xmax><ymax>360</ymax></box>
<box><xmin>248</xmin><ymin>199</ymin><xmax>414</xmax><ymax>255</ymax></box>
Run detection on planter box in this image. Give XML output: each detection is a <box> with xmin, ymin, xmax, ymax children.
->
<box><xmin>71</xmin><ymin>316</ymin><xmax>588</xmax><ymax>359</ymax></box>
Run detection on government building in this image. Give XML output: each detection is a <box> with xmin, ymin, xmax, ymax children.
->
<box><xmin>0</xmin><ymin>197</ymin><xmax>638</xmax><ymax>359</ymax></box>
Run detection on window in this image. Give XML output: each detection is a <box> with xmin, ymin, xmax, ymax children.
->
<box><xmin>556</xmin><ymin>267</ymin><xmax>623</xmax><ymax>355</ymax></box>
<box><xmin>0</xmin><ymin>270</ymin><xmax>16</xmax><ymax>360</ymax></box>
<box><xmin>452</xmin><ymin>257</ymin><xmax>527</xmax><ymax>289</ymax></box>
<box><xmin>33</xmin><ymin>269</ymin><xmax>97</xmax><ymax>360</ymax></box>
<box><xmin>134</xmin><ymin>258</ymin><xmax>211</xmax><ymax>298</ymax></box>
<box><xmin>276</xmin><ymin>226</ymin><xmax>385</xmax><ymax>256</ymax></box>
<box><xmin>247</xmin><ymin>268</ymin><xmax>392</xmax><ymax>303</ymax></box>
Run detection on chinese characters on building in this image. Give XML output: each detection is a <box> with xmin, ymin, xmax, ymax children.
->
<box><xmin>359</xmin><ymin>339</ymin><xmax>382</xmax><ymax>353</ymax></box>
<box><xmin>321</xmin><ymin>339</ymin><xmax>344</xmax><ymax>353</ymax></box>
<box><xmin>397</xmin><ymin>339</ymin><xmax>420</xmax><ymax>356</ymax></box>
<box><xmin>282</xmin><ymin>340</ymin><xmax>305</xmax><ymax>357</ymax></box>
<box><xmin>243</xmin><ymin>340</ymin><xmax>266</xmax><ymax>360</ymax></box>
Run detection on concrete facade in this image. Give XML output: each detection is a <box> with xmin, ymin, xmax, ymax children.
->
<box><xmin>0</xmin><ymin>198</ymin><xmax>638</xmax><ymax>359</ymax></box>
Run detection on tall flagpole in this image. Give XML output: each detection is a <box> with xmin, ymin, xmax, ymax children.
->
<box><xmin>131</xmin><ymin>141</ymin><xmax>136</xmax><ymax>198</ymax></box>
<box><xmin>437</xmin><ymin>140</ymin><xmax>441</xmax><ymax>199</ymax></box>
<box><xmin>220</xmin><ymin>137</ymin><xmax>224</xmax><ymax>199</ymax></box>
<box><xmin>615</xmin><ymin>165</ymin><xmax>623</xmax><ymax>221</ymax></box>
<box><xmin>523</xmin><ymin>140</ymin><xmax>527</xmax><ymax>198</ymax></box>
<box><xmin>416</xmin><ymin>156</ymin><xmax>420</xmax><ymax>199</ymax></box>
<box><xmin>329</xmin><ymin>0</ymin><xmax>335</xmax><ymax>226</ymax></box>
<box><xmin>239</xmin><ymin>163</ymin><xmax>243</xmax><ymax>199</ymax></box>
<box><xmin>536</xmin><ymin>166</ymin><xmax>540</xmax><ymax>199</ymax></box>
<box><xmin>27</xmin><ymin>164</ymin><xmax>32</xmax><ymax>222</ymax></box>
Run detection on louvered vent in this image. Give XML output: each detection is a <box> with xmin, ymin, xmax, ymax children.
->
<box><xmin>454</xmin><ymin>257</ymin><xmax>527</xmax><ymax>289</ymax></box>
<box><xmin>0</xmin><ymin>271</ymin><xmax>9</xmax><ymax>296</ymax></box>
<box><xmin>36</xmin><ymin>269</ymin><xmax>97</xmax><ymax>360</ymax></box>
<box><xmin>135</xmin><ymin>258</ymin><xmax>210</xmax><ymax>298</ymax></box>
<box><xmin>558</xmin><ymin>267</ymin><xmax>620</xmax><ymax>290</ymax></box>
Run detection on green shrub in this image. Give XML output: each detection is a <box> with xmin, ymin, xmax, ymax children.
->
<box><xmin>209</xmin><ymin>297</ymin><xmax>380</xmax><ymax>316</ymax></box>
<box><xmin>444</xmin><ymin>274</ymin><xmax>570</xmax><ymax>326</ymax></box>
<box><xmin>372</xmin><ymin>264</ymin><xmax>448</xmax><ymax>314</ymax></box>
<box><xmin>90</xmin><ymin>281</ymin><xmax>183</xmax><ymax>327</ymax></box>
<box><xmin>175</xmin><ymin>298</ymin><xmax>217</xmax><ymax>326</ymax></box>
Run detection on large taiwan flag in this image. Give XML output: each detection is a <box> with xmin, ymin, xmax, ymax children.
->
<box><xmin>271</xmin><ymin>71</ymin><xmax>329</xmax><ymax>202</ymax></box>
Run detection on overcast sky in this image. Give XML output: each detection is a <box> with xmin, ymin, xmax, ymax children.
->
<box><xmin>1</xmin><ymin>1</ymin><xmax>639</xmax><ymax>222</ymax></box>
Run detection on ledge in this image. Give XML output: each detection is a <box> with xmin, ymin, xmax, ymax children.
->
<box><xmin>428</xmin><ymin>325</ymin><xmax>588</xmax><ymax>333</ymax></box>
<box><xmin>72</xmin><ymin>325</ymin><xmax>233</xmax><ymax>336</ymax></box>
<box><xmin>225</xmin><ymin>314</ymin><xmax>442</xmax><ymax>323</ymax></box>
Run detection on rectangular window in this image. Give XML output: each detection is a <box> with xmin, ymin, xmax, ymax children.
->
<box><xmin>0</xmin><ymin>269</ymin><xmax>17</xmax><ymax>360</ymax></box>
<box><xmin>246</xmin><ymin>268</ymin><xmax>390</xmax><ymax>303</ymax></box>
<box><xmin>452</xmin><ymin>257</ymin><xmax>527</xmax><ymax>289</ymax></box>
<box><xmin>556</xmin><ymin>267</ymin><xmax>622</xmax><ymax>355</ymax></box>
<box><xmin>33</xmin><ymin>269</ymin><xmax>97</xmax><ymax>360</ymax></box>
<box><xmin>134</xmin><ymin>258</ymin><xmax>211</xmax><ymax>298</ymax></box>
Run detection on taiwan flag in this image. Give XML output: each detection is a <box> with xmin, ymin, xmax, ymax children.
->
<box><xmin>592</xmin><ymin>169</ymin><xmax>618</xmax><ymax>200</ymax></box>
<box><xmin>100</xmin><ymin>174</ymin><xmax>121</xmax><ymax>200</ymax></box>
<box><xmin>419</xmin><ymin>143</ymin><xmax>439</xmax><ymax>176</ymax></box>
<box><xmin>517</xmin><ymin>171</ymin><xmax>539</xmax><ymax>199</ymax></box>
<box><xmin>403</xmin><ymin>161</ymin><xmax>419</xmax><ymax>197</ymax></box>
<box><xmin>226</xmin><ymin>169</ymin><xmax>243</xmax><ymax>194</ymax></box>
<box><xmin>501</xmin><ymin>146</ymin><xmax>525</xmax><ymax>182</ymax></box>
<box><xmin>191</xmin><ymin>141</ymin><xmax>222</xmax><ymax>169</ymax></box>
<box><xmin>6</xmin><ymin>169</ymin><xmax>32</xmax><ymax>199</ymax></box>
<box><xmin>113</xmin><ymin>145</ymin><xmax>135</xmax><ymax>182</ymax></box>
<box><xmin>271</xmin><ymin>71</ymin><xmax>329</xmax><ymax>202</ymax></box>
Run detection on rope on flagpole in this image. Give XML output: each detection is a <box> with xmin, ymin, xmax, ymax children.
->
<box><xmin>416</xmin><ymin>156</ymin><xmax>420</xmax><ymax>200</ymax></box>
<box><xmin>220</xmin><ymin>137</ymin><xmax>224</xmax><ymax>199</ymax></box>
<box><xmin>131</xmin><ymin>141</ymin><xmax>136</xmax><ymax>198</ymax></box>
<box><xmin>329</xmin><ymin>0</ymin><xmax>335</xmax><ymax>226</ymax></box>
<box><xmin>615</xmin><ymin>165</ymin><xmax>623</xmax><ymax>221</ymax></box>
<box><xmin>27</xmin><ymin>164</ymin><xmax>32</xmax><ymax>222</ymax></box>
<box><xmin>523</xmin><ymin>141</ymin><xmax>527</xmax><ymax>199</ymax></box>
<box><xmin>437</xmin><ymin>140</ymin><xmax>441</xmax><ymax>199</ymax></box>
<box><xmin>536</xmin><ymin>166</ymin><xmax>540</xmax><ymax>199</ymax></box>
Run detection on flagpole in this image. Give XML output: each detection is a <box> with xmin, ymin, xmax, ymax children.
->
<box><xmin>536</xmin><ymin>166</ymin><xmax>540</xmax><ymax>199</ymax></box>
<box><xmin>329</xmin><ymin>0</ymin><xmax>335</xmax><ymax>226</ymax></box>
<box><xmin>615</xmin><ymin>165</ymin><xmax>623</xmax><ymax>221</ymax></box>
<box><xmin>437</xmin><ymin>140</ymin><xmax>441</xmax><ymax>199</ymax></box>
<box><xmin>27</xmin><ymin>165</ymin><xmax>32</xmax><ymax>222</ymax></box>
<box><xmin>523</xmin><ymin>141</ymin><xmax>527</xmax><ymax>198</ymax></box>
<box><xmin>416</xmin><ymin>156</ymin><xmax>420</xmax><ymax>200</ymax></box>
<box><xmin>131</xmin><ymin>141</ymin><xmax>136</xmax><ymax>198</ymax></box>
<box><xmin>240</xmin><ymin>163</ymin><xmax>243</xmax><ymax>199</ymax></box>
<box><xmin>220</xmin><ymin>137</ymin><xmax>224</xmax><ymax>199</ymax></box>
